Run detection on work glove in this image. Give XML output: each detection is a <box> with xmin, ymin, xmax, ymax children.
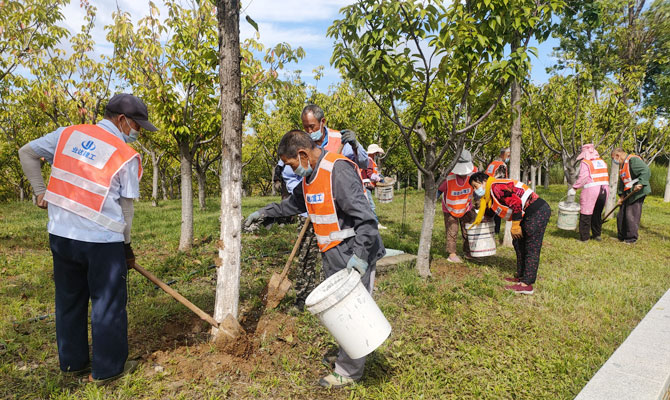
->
<box><xmin>370</xmin><ymin>173</ymin><xmax>381</xmax><ymax>182</ymax></box>
<box><xmin>567</xmin><ymin>188</ymin><xmax>576</xmax><ymax>196</ymax></box>
<box><xmin>511</xmin><ymin>220</ymin><xmax>523</xmax><ymax>239</ymax></box>
<box><xmin>244</xmin><ymin>210</ymin><xmax>264</xmax><ymax>229</ymax></box>
<box><xmin>124</xmin><ymin>243</ymin><xmax>135</xmax><ymax>269</ymax></box>
<box><xmin>340</xmin><ymin>129</ymin><xmax>358</xmax><ymax>147</ymax></box>
<box><xmin>346</xmin><ymin>254</ymin><xmax>368</xmax><ymax>275</ymax></box>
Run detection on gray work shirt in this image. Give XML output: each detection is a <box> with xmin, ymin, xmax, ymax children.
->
<box><xmin>260</xmin><ymin>151</ymin><xmax>385</xmax><ymax>273</ymax></box>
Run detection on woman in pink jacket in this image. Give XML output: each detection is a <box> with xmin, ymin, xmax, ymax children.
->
<box><xmin>571</xmin><ymin>144</ymin><xmax>610</xmax><ymax>241</ymax></box>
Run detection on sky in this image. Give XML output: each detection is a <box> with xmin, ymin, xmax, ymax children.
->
<box><xmin>58</xmin><ymin>0</ymin><xmax>560</xmax><ymax>91</ymax></box>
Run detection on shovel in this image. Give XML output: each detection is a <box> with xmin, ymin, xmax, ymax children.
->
<box><xmin>602</xmin><ymin>185</ymin><xmax>642</xmax><ymax>222</ymax></box>
<box><xmin>263</xmin><ymin>217</ymin><xmax>311</xmax><ymax>309</ymax></box>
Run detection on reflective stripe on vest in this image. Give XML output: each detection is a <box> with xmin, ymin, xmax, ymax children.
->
<box><xmin>620</xmin><ymin>154</ymin><xmax>641</xmax><ymax>190</ymax></box>
<box><xmin>303</xmin><ymin>152</ymin><xmax>361</xmax><ymax>252</ymax></box>
<box><xmin>489</xmin><ymin>179</ymin><xmax>533</xmax><ymax>221</ymax></box>
<box><xmin>485</xmin><ymin>160</ymin><xmax>506</xmax><ymax>178</ymax></box>
<box><xmin>442</xmin><ymin>173</ymin><xmax>473</xmax><ymax>218</ymax></box>
<box><xmin>324</xmin><ymin>129</ymin><xmax>342</xmax><ymax>153</ymax></box>
<box><xmin>583</xmin><ymin>158</ymin><xmax>609</xmax><ymax>188</ymax></box>
<box><xmin>43</xmin><ymin>124</ymin><xmax>142</xmax><ymax>232</ymax></box>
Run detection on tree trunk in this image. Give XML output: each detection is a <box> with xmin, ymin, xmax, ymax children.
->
<box><xmin>562</xmin><ymin>154</ymin><xmax>579</xmax><ymax>186</ymax></box>
<box><xmin>151</xmin><ymin>154</ymin><xmax>160</xmax><ymax>207</ymax></box>
<box><xmin>197</xmin><ymin>166</ymin><xmax>207</xmax><ymax>210</ymax></box>
<box><xmin>19</xmin><ymin>186</ymin><xmax>25</xmax><ymax>202</ymax></box>
<box><xmin>161</xmin><ymin>171</ymin><xmax>168</xmax><ymax>201</ymax></box>
<box><xmin>213</xmin><ymin>0</ymin><xmax>242</xmax><ymax>334</ymax></box>
<box><xmin>505</xmin><ymin>76</ymin><xmax>522</xmax><ymax>247</ymax></box>
<box><xmin>178</xmin><ymin>142</ymin><xmax>194</xmax><ymax>252</ymax></box>
<box><xmin>664</xmin><ymin>162</ymin><xmax>670</xmax><ymax>202</ymax></box>
<box><xmin>522</xmin><ymin>167</ymin><xmax>529</xmax><ymax>184</ymax></box>
<box><xmin>606</xmin><ymin>161</ymin><xmax>620</xmax><ymax>212</ymax></box>
<box><xmin>530</xmin><ymin>165</ymin><xmax>537</xmax><ymax>191</ymax></box>
<box><xmin>416</xmin><ymin>170</ymin><xmax>437</xmax><ymax>278</ymax></box>
<box><xmin>544</xmin><ymin>160</ymin><xmax>550</xmax><ymax>189</ymax></box>
<box><xmin>417</xmin><ymin>169</ymin><xmax>422</xmax><ymax>190</ymax></box>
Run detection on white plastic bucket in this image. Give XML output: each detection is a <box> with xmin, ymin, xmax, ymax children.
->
<box><xmin>466</xmin><ymin>219</ymin><xmax>496</xmax><ymax>257</ymax></box>
<box><xmin>557</xmin><ymin>199</ymin><xmax>580</xmax><ymax>230</ymax></box>
<box><xmin>375</xmin><ymin>185</ymin><xmax>394</xmax><ymax>203</ymax></box>
<box><xmin>305</xmin><ymin>269</ymin><xmax>391</xmax><ymax>359</ymax></box>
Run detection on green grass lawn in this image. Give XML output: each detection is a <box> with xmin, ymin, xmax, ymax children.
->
<box><xmin>1</xmin><ymin>185</ymin><xmax>669</xmax><ymax>399</ymax></box>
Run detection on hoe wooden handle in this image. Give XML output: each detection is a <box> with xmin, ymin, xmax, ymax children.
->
<box><xmin>133</xmin><ymin>262</ymin><xmax>219</xmax><ymax>329</ymax></box>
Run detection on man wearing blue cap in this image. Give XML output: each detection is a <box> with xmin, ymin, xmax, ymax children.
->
<box><xmin>18</xmin><ymin>93</ymin><xmax>157</xmax><ymax>384</ymax></box>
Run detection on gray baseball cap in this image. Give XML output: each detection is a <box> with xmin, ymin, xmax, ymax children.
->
<box><xmin>451</xmin><ymin>149</ymin><xmax>474</xmax><ymax>175</ymax></box>
<box><xmin>105</xmin><ymin>93</ymin><xmax>158</xmax><ymax>132</ymax></box>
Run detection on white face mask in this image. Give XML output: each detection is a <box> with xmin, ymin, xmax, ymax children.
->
<box><xmin>307</xmin><ymin>121</ymin><xmax>324</xmax><ymax>142</ymax></box>
<box><xmin>123</xmin><ymin>118</ymin><xmax>139</xmax><ymax>143</ymax></box>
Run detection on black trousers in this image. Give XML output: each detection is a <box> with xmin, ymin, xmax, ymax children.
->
<box><xmin>50</xmin><ymin>234</ymin><xmax>128</xmax><ymax>379</ymax></box>
<box><xmin>513</xmin><ymin>199</ymin><xmax>551</xmax><ymax>285</ymax></box>
<box><xmin>617</xmin><ymin>196</ymin><xmax>646</xmax><ymax>242</ymax></box>
<box><xmin>578</xmin><ymin>186</ymin><xmax>607</xmax><ymax>241</ymax></box>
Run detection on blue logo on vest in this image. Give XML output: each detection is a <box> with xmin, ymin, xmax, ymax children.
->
<box><xmin>306</xmin><ymin>193</ymin><xmax>325</xmax><ymax>204</ymax></box>
<box><xmin>81</xmin><ymin>140</ymin><xmax>96</xmax><ymax>151</ymax></box>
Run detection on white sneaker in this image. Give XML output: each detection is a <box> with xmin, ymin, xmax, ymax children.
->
<box><xmin>377</xmin><ymin>223</ymin><xmax>388</xmax><ymax>230</ymax></box>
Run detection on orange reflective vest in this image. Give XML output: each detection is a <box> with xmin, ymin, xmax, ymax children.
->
<box><xmin>489</xmin><ymin>179</ymin><xmax>534</xmax><ymax>220</ymax></box>
<box><xmin>323</xmin><ymin>128</ymin><xmax>342</xmax><ymax>153</ymax></box>
<box><xmin>362</xmin><ymin>157</ymin><xmax>379</xmax><ymax>187</ymax></box>
<box><xmin>442</xmin><ymin>173</ymin><xmax>474</xmax><ymax>218</ymax></box>
<box><xmin>43</xmin><ymin>124</ymin><xmax>142</xmax><ymax>232</ymax></box>
<box><xmin>303</xmin><ymin>152</ymin><xmax>363</xmax><ymax>252</ymax></box>
<box><xmin>583</xmin><ymin>158</ymin><xmax>609</xmax><ymax>188</ymax></box>
<box><xmin>485</xmin><ymin>160</ymin><xmax>506</xmax><ymax>178</ymax></box>
<box><xmin>620</xmin><ymin>154</ymin><xmax>642</xmax><ymax>190</ymax></box>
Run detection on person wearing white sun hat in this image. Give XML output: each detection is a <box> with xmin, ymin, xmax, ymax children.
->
<box><xmin>361</xmin><ymin>143</ymin><xmax>387</xmax><ymax>229</ymax></box>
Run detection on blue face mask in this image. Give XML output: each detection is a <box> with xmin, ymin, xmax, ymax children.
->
<box><xmin>308</xmin><ymin>122</ymin><xmax>324</xmax><ymax>142</ymax></box>
<box><xmin>612</xmin><ymin>158</ymin><xmax>620</xmax><ymax>165</ymax></box>
<box><xmin>294</xmin><ymin>153</ymin><xmax>313</xmax><ymax>177</ymax></box>
<box><xmin>475</xmin><ymin>187</ymin><xmax>485</xmax><ymax>197</ymax></box>
<box><xmin>123</xmin><ymin>118</ymin><xmax>139</xmax><ymax>143</ymax></box>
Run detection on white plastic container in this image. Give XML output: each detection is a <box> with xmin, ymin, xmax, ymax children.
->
<box><xmin>375</xmin><ymin>185</ymin><xmax>394</xmax><ymax>203</ymax></box>
<box><xmin>305</xmin><ymin>269</ymin><xmax>391</xmax><ymax>359</ymax></box>
<box><xmin>557</xmin><ymin>199</ymin><xmax>580</xmax><ymax>230</ymax></box>
<box><xmin>466</xmin><ymin>219</ymin><xmax>496</xmax><ymax>257</ymax></box>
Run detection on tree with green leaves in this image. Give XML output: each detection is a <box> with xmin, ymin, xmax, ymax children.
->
<box><xmin>0</xmin><ymin>0</ymin><xmax>68</xmax><ymax>83</ymax></box>
<box><xmin>329</xmin><ymin>0</ymin><xmax>563</xmax><ymax>277</ymax></box>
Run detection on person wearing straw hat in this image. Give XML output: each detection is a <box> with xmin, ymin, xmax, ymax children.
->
<box><xmin>468</xmin><ymin>171</ymin><xmax>551</xmax><ymax>295</ymax></box>
<box><xmin>437</xmin><ymin>149</ymin><xmax>478</xmax><ymax>263</ymax></box>
<box><xmin>17</xmin><ymin>93</ymin><xmax>157</xmax><ymax>384</ymax></box>
<box><xmin>244</xmin><ymin>130</ymin><xmax>385</xmax><ymax>388</ymax></box>
<box><xmin>570</xmin><ymin>144</ymin><xmax>609</xmax><ymax>242</ymax></box>
<box><xmin>361</xmin><ymin>143</ymin><xmax>387</xmax><ymax>229</ymax></box>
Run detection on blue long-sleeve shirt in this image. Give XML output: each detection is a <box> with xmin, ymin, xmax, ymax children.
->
<box><xmin>277</xmin><ymin>126</ymin><xmax>368</xmax><ymax>194</ymax></box>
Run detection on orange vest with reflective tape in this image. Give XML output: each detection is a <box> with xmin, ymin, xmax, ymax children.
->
<box><xmin>489</xmin><ymin>179</ymin><xmax>533</xmax><ymax>221</ymax></box>
<box><xmin>362</xmin><ymin>157</ymin><xmax>379</xmax><ymax>187</ymax></box>
<box><xmin>442</xmin><ymin>172</ymin><xmax>474</xmax><ymax>218</ymax></box>
<box><xmin>485</xmin><ymin>160</ymin><xmax>506</xmax><ymax>178</ymax></box>
<box><xmin>583</xmin><ymin>158</ymin><xmax>609</xmax><ymax>188</ymax></box>
<box><xmin>619</xmin><ymin>154</ymin><xmax>641</xmax><ymax>190</ymax></box>
<box><xmin>43</xmin><ymin>124</ymin><xmax>142</xmax><ymax>232</ymax></box>
<box><xmin>303</xmin><ymin>152</ymin><xmax>362</xmax><ymax>252</ymax></box>
<box><xmin>323</xmin><ymin>129</ymin><xmax>342</xmax><ymax>153</ymax></box>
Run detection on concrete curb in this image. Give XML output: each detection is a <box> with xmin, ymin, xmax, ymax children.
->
<box><xmin>575</xmin><ymin>289</ymin><xmax>670</xmax><ymax>400</ymax></box>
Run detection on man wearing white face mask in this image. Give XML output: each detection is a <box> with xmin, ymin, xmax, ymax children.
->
<box><xmin>18</xmin><ymin>93</ymin><xmax>157</xmax><ymax>384</ymax></box>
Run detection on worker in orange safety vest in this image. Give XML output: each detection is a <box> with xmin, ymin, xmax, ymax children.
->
<box><xmin>570</xmin><ymin>144</ymin><xmax>609</xmax><ymax>242</ymax></box>
<box><xmin>18</xmin><ymin>93</ymin><xmax>157</xmax><ymax>384</ymax></box>
<box><xmin>485</xmin><ymin>147</ymin><xmax>510</xmax><ymax>234</ymax></box>
<box><xmin>244</xmin><ymin>130</ymin><xmax>385</xmax><ymax>389</ymax></box>
<box><xmin>361</xmin><ymin>143</ymin><xmax>387</xmax><ymax>229</ymax></box>
<box><xmin>437</xmin><ymin>149</ymin><xmax>478</xmax><ymax>263</ymax></box>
